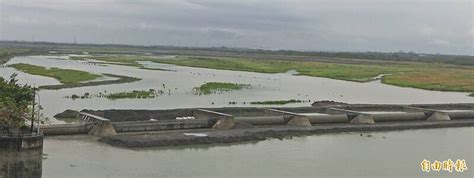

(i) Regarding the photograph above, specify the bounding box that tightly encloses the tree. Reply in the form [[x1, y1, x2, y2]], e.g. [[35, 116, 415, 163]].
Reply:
[[0, 74, 34, 135]]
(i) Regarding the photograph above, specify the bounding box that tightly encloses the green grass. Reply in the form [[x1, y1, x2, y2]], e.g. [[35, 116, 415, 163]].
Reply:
[[194, 82, 250, 95], [39, 74, 141, 90], [106, 89, 157, 99], [469, 93, 474, 97], [8, 63, 100, 84], [250, 99, 303, 105], [152, 56, 474, 92], [67, 55, 474, 93], [0, 48, 33, 64]]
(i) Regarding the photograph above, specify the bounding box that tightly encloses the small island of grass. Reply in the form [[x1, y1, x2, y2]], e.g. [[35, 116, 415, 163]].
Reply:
[[8, 63, 100, 84], [194, 82, 250, 95], [106, 89, 158, 99], [250, 99, 303, 105], [470, 93, 474, 97]]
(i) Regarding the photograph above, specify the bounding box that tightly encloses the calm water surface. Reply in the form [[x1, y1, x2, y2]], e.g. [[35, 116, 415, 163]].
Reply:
[[43, 127, 473, 177]]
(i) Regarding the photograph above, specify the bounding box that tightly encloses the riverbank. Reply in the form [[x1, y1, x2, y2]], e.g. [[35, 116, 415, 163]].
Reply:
[[99, 119, 474, 148]]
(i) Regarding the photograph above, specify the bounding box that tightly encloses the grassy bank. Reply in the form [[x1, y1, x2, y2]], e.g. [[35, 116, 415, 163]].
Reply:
[[106, 89, 158, 99], [39, 74, 141, 90], [250, 100, 303, 105], [194, 82, 250, 95], [8, 63, 100, 84], [0, 48, 33, 64]]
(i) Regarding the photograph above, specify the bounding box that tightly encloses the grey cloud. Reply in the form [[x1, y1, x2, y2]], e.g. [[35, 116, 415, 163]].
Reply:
[[0, 0, 472, 55]]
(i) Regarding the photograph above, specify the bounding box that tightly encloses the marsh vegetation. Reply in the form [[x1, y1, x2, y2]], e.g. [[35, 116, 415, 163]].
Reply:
[[67, 89, 161, 100], [68, 54, 474, 93], [194, 82, 250, 95], [106, 89, 159, 99]]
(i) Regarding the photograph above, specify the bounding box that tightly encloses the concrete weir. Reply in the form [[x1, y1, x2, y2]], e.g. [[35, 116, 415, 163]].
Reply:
[[42, 103, 474, 139]]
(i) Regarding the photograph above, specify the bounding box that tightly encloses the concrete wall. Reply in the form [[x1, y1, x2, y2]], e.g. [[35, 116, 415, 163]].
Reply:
[[372, 113, 426, 122], [0, 134, 43, 178], [113, 119, 211, 132], [448, 111, 474, 120], [40, 124, 88, 135]]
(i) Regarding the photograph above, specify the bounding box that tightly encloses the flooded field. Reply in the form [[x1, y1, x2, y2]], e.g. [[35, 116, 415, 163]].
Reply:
[[0, 55, 473, 121], [1, 55, 473, 177], [42, 127, 473, 177]]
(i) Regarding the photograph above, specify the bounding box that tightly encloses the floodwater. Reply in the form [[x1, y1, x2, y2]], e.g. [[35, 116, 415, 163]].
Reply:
[[43, 127, 473, 177], [0, 55, 473, 121], [1, 55, 473, 177]]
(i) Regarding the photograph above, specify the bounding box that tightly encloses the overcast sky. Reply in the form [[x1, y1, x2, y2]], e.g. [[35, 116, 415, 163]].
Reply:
[[0, 0, 472, 55]]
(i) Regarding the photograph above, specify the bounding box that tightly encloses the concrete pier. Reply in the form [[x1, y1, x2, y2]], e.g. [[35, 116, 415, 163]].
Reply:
[[0, 134, 43, 178], [193, 109, 235, 129]]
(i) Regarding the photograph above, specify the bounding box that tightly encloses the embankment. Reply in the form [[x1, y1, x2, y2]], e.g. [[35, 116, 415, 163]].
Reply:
[[99, 119, 474, 148]]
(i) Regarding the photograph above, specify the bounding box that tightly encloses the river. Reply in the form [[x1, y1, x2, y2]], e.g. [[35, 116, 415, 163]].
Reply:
[[42, 127, 473, 177], [1, 55, 472, 121], [1, 55, 473, 177]]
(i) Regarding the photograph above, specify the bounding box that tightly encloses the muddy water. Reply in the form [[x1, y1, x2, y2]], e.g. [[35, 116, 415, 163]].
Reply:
[[42, 127, 473, 177], [1, 55, 473, 177], [1, 55, 473, 121]]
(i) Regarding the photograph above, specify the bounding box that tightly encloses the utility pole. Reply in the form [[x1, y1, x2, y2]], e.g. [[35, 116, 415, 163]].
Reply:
[[30, 87, 36, 134]]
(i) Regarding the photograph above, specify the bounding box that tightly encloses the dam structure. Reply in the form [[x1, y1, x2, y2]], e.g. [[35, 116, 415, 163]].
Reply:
[[41, 103, 474, 147]]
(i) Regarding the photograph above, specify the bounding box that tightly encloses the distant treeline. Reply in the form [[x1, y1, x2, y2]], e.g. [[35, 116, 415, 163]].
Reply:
[[1, 40, 473, 66]]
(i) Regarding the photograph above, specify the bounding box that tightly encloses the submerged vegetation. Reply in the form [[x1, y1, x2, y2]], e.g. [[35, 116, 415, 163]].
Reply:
[[194, 82, 250, 95], [67, 89, 160, 100], [70, 55, 168, 71], [106, 89, 159, 99], [8, 63, 100, 84], [250, 100, 303, 105]]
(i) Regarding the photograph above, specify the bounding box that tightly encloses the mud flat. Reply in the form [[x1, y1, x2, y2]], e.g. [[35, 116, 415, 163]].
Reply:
[[99, 119, 474, 148]]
